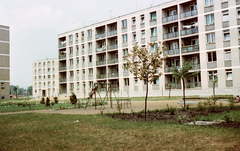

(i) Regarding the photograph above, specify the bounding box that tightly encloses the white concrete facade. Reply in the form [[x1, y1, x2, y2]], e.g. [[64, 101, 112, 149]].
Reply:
[[32, 58, 59, 97], [57, 0, 240, 98]]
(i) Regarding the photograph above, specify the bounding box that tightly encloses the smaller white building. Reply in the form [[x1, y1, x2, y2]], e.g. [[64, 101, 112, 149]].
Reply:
[[32, 58, 59, 97]]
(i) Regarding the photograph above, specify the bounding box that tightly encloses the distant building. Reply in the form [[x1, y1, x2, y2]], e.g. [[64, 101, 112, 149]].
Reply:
[[0, 25, 10, 99], [32, 58, 59, 97]]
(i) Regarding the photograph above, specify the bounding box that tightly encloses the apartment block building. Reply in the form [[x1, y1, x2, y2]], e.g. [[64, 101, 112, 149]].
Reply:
[[32, 58, 59, 97], [57, 0, 240, 98], [0, 25, 10, 99]]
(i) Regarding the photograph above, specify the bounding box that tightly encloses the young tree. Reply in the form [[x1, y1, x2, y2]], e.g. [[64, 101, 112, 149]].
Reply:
[[171, 62, 199, 109], [27, 86, 33, 96], [168, 82, 172, 98], [212, 78, 218, 98], [124, 42, 166, 121], [13, 85, 19, 98]]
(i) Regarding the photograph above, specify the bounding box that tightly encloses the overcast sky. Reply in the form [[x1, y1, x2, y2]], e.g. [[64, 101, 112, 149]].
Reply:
[[0, 0, 171, 88]]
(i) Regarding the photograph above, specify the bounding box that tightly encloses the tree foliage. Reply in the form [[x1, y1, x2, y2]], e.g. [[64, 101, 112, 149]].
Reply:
[[13, 85, 19, 98], [124, 42, 166, 121], [171, 62, 199, 108], [27, 86, 33, 96]]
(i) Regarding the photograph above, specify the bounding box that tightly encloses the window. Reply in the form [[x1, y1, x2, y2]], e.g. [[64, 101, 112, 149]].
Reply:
[[88, 43, 92, 50], [124, 78, 129, 86], [82, 69, 85, 75], [122, 34, 128, 42], [208, 71, 217, 80], [223, 30, 230, 41], [206, 14, 214, 25], [69, 35, 73, 41], [134, 78, 138, 86], [152, 43, 158, 52], [70, 59, 73, 65], [82, 57, 85, 64], [123, 64, 129, 71], [205, 0, 213, 6], [89, 81, 93, 88], [153, 77, 159, 84], [206, 33, 215, 43], [82, 44, 85, 50], [141, 30, 145, 38], [226, 69, 232, 80], [77, 70, 79, 77], [208, 51, 217, 62], [89, 68, 93, 75], [70, 71, 74, 77], [69, 47, 73, 54], [77, 58, 79, 64], [122, 19, 127, 28], [88, 29, 92, 37], [141, 15, 145, 23], [237, 8, 240, 18], [132, 17, 136, 25], [151, 27, 157, 37], [1, 83, 4, 89], [132, 32, 136, 40], [123, 49, 128, 56], [150, 12, 157, 20], [222, 10, 229, 22], [225, 49, 231, 60], [76, 33, 78, 39], [89, 55, 92, 62], [77, 82, 79, 89]]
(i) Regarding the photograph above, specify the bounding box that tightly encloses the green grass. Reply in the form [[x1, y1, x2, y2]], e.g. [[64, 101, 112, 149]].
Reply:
[[0, 113, 239, 150], [0, 97, 33, 103]]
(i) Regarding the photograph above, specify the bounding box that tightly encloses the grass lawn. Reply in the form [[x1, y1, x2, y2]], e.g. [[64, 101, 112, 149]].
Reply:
[[0, 113, 239, 150]]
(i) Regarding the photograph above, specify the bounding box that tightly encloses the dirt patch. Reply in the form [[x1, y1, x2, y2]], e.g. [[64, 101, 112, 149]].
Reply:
[[107, 106, 240, 129]]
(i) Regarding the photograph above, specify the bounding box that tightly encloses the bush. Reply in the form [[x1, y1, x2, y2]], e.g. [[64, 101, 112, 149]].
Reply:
[[70, 93, 77, 104], [46, 97, 50, 106], [51, 102, 54, 106], [54, 97, 58, 104], [40, 98, 45, 104]]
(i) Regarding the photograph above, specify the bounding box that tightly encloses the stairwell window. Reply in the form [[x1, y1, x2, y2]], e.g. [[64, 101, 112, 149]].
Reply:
[[205, 0, 213, 6], [206, 14, 214, 25], [206, 33, 215, 43], [208, 51, 217, 62], [122, 19, 127, 28], [223, 30, 230, 41], [150, 12, 157, 20], [151, 27, 157, 37]]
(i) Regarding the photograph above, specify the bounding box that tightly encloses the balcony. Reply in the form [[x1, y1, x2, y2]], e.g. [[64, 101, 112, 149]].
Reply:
[[107, 30, 117, 37], [181, 28, 198, 36], [107, 44, 118, 50], [97, 74, 106, 79], [164, 66, 180, 73], [108, 72, 119, 78], [59, 78, 66, 83], [181, 45, 199, 53], [110, 87, 119, 92], [164, 49, 179, 55], [191, 64, 200, 70], [69, 53, 73, 58], [180, 10, 197, 19], [185, 82, 201, 88], [162, 15, 178, 23], [59, 54, 66, 59], [165, 83, 181, 89], [69, 65, 73, 69], [69, 77, 74, 81], [163, 32, 178, 40], [60, 90, 67, 94], [59, 66, 66, 71], [108, 58, 118, 64], [96, 46, 106, 52], [96, 60, 106, 66], [59, 43, 66, 48], [96, 33, 105, 39]]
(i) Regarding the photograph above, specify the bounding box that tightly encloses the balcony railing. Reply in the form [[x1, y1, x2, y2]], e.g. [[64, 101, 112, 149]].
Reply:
[[69, 77, 74, 81], [108, 72, 119, 78], [76, 52, 79, 56], [97, 74, 106, 79], [165, 83, 181, 89], [107, 30, 117, 36], [59, 54, 66, 59], [185, 82, 201, 88], [96, 60, 106, 66], [69, 65, 73, 69], [108, 58, 118, 64], [69, 41, 73, 45], [96, 46, 106, 52], [180, 9, 197, 19], [59, 66, 66, 71], [59, 78, 66, 82], [96, 33, 105, 39], [191, 64, 200, 70], [81, 51, 84, 55], [181, 28, 198, 36], [181, 45, 199, 53], [59, 43, 66, 48], [162, 15, 178, 23], [60, 90, 67, 94], [163, 32, 179, 39], [164, 66, 180, 73], [69, 53, 73, 58], [164, 49, 179, 55], [107, 44, 118, 50]]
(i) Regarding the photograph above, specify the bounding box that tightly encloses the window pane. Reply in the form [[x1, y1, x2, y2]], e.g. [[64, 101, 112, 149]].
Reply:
[[227, 73, 232, 80], [206, 15, 210, 24], [213, 52, 217, 61], [207, 34, 210, 43], [211, 14, 214, 24], [208, 52, 212, 62], [212, 33, 215, 42]]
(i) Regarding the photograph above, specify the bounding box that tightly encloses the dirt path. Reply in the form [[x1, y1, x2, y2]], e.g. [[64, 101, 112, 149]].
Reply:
[[0, 100, 231, 115]]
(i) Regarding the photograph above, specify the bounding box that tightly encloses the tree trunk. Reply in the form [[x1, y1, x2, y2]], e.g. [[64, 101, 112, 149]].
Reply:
[[169, 86, 171, 98], [213, 82, 215, 98], [182, 79, 185, 109], [145, 77, 148, 121]]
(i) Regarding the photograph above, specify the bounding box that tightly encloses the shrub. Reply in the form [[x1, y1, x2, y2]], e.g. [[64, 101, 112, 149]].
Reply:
[[117, 103, 122, 113], [40, 98, 45, 104], [46, 97, 50, 106], [51, 102, 54, 106], [70, 93, 77, 104], [54, 97, 58, 104]]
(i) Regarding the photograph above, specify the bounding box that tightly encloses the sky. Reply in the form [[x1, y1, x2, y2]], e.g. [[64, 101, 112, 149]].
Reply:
[[0, 0, 171, 88]]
